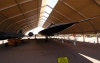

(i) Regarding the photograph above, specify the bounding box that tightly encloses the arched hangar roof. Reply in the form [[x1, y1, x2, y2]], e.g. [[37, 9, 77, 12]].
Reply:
[[0, 0, 100, 34], [0, 0, 42, 33], [43, 0, 100, 34]]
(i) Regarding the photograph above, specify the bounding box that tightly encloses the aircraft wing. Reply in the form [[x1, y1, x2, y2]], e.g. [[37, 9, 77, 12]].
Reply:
[[39, 22, 78, 36], [0, 29, 24, 40]]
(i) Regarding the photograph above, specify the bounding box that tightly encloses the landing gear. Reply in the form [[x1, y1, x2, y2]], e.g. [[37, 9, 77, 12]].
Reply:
[[14, 42, 18, 47], [35, 35, 37, 39], [45, 36, 48, 42], [5, 43, 8, 47]]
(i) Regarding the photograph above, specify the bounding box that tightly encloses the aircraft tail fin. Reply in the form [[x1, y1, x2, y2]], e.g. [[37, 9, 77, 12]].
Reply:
[[46, 23, 55, 28], [18, 29, 23, 34]]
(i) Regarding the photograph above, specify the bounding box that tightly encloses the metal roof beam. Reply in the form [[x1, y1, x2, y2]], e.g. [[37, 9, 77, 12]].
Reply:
[[59, 0, 97, 33], [5, 13, 46, 31], [0, 0, 33, 11]]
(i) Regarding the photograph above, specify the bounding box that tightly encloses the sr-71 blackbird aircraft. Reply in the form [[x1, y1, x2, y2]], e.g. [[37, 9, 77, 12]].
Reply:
[[0, 18, 93, 40], [38, 18, 93, 41], [0, 29, 24, 40], [39, 18, 93, 36], [0, 29, 25, 47]]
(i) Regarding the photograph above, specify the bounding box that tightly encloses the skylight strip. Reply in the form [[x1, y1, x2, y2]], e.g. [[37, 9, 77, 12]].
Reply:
[[38, 0, 58, 27]]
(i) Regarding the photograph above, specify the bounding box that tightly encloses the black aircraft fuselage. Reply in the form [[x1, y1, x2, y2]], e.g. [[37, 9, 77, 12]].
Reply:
[[39, 22, 78, 36], [0, 29, 24, 40], [39, 18, 93, 36], [0, 32, 24, 40]]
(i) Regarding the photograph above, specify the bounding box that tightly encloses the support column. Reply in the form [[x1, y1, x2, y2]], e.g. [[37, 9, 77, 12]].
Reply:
[[96, 33, 99, 44], [35, 35, 37, 39], [83, 33, 85, 42], [73, 34, 76, 45], [68, 34, 70, 40], [2, 40, 4, 44], [64, 35, 66, 40]]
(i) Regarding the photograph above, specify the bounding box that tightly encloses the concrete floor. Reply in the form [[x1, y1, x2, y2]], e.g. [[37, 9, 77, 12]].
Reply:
[[0, 39, 100, 63]]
